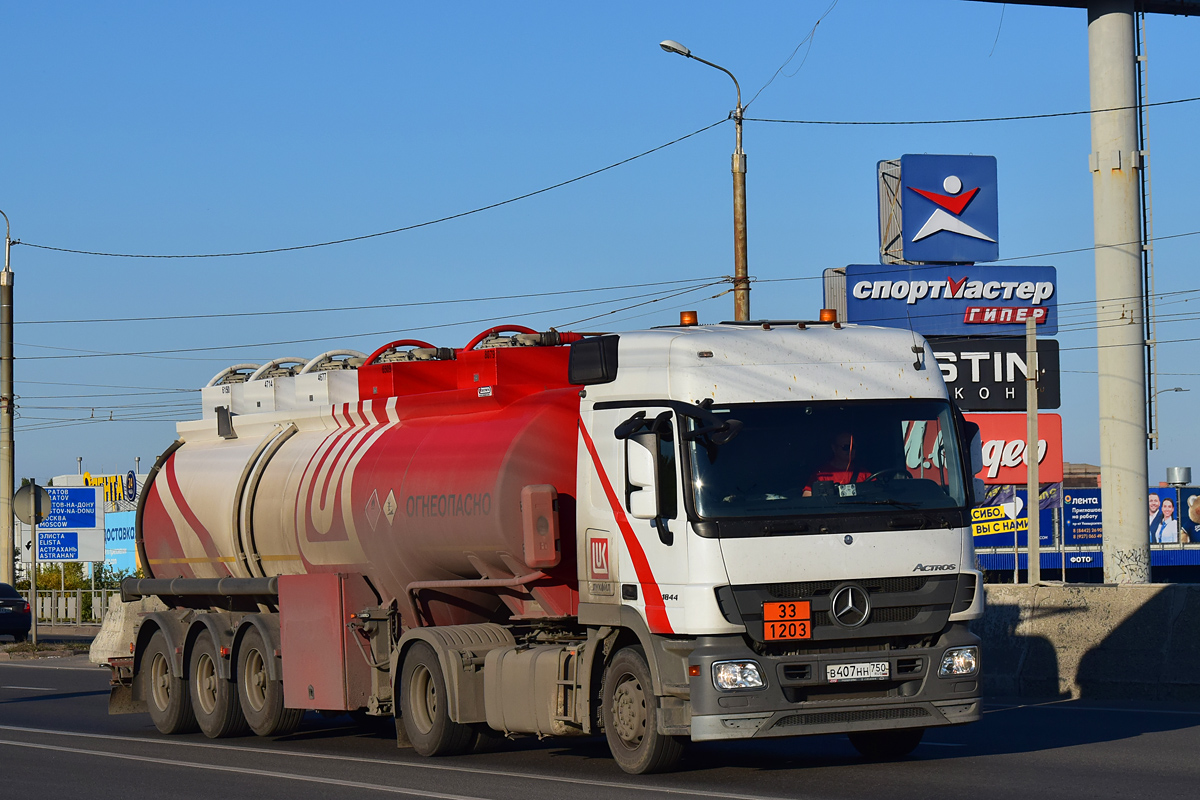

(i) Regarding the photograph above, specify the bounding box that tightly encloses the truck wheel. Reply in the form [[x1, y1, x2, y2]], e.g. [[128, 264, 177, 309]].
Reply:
[[601, 646, 685, 775], [848, 727, 925, 760], [237, 627, 302, 737], [400, 642, 473, 756], [189, 630, 249, 738], [144, 630, 199, 734]]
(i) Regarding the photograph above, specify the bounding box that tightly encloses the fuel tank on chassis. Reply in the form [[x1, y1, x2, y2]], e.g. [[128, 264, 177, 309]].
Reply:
[[139, 387, 581, 627]]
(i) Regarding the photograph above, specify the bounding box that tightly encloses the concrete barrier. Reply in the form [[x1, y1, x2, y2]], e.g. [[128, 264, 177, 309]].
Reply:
[[973, 584, 1200, 701]]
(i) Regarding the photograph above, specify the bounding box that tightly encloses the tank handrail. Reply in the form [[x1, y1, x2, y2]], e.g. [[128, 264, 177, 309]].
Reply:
[[461, 325, 538, 352], [247, 357, 310, 383], [205, 364, 262, 387], [121, 576, 278, 602], [299, 349, 367, 374], [362, 339, 438, 366]]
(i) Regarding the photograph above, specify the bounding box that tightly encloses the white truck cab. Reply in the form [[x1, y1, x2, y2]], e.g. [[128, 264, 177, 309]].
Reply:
[[571, 320, 983, 754]]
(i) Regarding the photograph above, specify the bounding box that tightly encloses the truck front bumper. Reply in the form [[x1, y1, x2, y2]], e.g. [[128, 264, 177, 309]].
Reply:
[[686, 623, 981, 741]]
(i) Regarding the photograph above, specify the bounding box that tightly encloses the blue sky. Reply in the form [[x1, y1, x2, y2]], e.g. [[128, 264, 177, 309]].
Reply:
[[2, 1, 1197, 482]]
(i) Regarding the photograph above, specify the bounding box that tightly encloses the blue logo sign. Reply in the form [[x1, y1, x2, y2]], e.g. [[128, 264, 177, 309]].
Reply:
[[124, 471, 137, 503], [844, 264, 1057, 336], [900, 154, 999, 264]]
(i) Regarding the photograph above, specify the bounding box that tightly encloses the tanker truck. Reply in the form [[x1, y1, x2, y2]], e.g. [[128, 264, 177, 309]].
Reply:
[[94, 315, 984, 774]]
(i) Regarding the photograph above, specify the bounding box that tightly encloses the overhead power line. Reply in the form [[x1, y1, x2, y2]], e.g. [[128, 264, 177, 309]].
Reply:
[[744, 94, 1200, 126], [18, 276, 727, 326], [13, 119, 727, 260]]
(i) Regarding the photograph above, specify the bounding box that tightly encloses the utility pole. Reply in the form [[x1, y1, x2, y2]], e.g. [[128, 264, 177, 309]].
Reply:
[[1088, 1, 1149, 583], [1026, 317, 1041, 585], [0, 210, 13, 587]]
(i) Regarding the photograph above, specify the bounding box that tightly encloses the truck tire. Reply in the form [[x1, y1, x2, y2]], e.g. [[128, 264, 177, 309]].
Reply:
[[144, 630, 199, 734], [400, 642, 474, 757], [601, 646, 685, 775], [237, 627, 302, 737], [848, 727, 925, 760], [189, 630, 249, 738]]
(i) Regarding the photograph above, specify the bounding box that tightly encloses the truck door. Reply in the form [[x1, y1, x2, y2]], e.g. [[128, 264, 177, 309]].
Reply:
[[582, 406, 688, 634]]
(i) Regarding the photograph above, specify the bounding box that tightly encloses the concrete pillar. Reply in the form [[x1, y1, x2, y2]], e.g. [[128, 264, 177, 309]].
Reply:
[[1088, 1, 1149, 583]]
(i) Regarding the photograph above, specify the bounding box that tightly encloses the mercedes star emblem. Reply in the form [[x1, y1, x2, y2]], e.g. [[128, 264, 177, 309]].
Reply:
[[830, 583, 870, 628]]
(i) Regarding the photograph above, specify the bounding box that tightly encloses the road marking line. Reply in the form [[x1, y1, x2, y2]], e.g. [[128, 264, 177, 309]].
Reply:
[[0, 662, 104, 672], [0, 686, 55, 691], [0, 724, 793, 800], [0, 739, 481, 799], [985, 701, 1200, 717]]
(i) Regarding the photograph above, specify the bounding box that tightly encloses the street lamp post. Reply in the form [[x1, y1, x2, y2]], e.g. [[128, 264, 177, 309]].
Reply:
[[0, 210, 12, 588], [660, 40, 750, 321]]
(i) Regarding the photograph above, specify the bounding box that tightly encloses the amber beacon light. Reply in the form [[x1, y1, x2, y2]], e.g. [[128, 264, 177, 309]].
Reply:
[[679, 311, 699, 327], [819, 308, 838, 323]]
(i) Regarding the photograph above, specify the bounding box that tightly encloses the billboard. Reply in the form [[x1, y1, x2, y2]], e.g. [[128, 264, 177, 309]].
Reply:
[[844, 264, 1058, 336], [1180, 488, 1200, 545], [971, 484, 1056, 547], [104, 510, 138, 574], [966, 412, 1063, 485], [930, 337, 1060, 411], [1148, 487, 1183, 544], [1063, 489, 1103, 546], [897, 154, 999, 264]]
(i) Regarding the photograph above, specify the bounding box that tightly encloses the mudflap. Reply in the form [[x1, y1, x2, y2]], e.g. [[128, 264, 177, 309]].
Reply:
[[107, 657, 146, 715]]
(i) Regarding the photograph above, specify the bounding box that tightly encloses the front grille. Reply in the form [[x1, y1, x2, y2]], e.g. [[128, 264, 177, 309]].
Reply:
[[768, 576, 927, 599], [773, 706, 930, 728], [871, 606, 921, 624]]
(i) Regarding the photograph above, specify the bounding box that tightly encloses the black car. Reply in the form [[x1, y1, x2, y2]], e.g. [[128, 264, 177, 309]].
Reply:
[[0, 582, 31, 642]]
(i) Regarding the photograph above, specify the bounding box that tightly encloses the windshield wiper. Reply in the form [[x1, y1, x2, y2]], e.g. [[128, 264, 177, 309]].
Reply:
[[844, 498, 921, 509]]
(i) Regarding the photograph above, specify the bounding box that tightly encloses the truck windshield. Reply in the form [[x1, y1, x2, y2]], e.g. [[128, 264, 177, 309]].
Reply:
[[686, 400, 967, 519]]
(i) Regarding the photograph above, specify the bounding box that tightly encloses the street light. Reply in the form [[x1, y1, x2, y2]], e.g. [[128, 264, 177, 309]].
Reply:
[[660, 40, 750, 321], [1156, 386, 1190, 397], [0, 209, 11, 587]]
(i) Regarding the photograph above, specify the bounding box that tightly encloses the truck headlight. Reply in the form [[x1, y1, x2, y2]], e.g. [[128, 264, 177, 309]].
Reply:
[[712, 660, 765, 690], [939, 646, 979, 677]]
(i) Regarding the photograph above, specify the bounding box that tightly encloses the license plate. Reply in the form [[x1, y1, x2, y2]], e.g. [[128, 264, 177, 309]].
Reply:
[[0, 607, 11, 613], [762, 600, 811, 641], [826, 661, 890, 683]]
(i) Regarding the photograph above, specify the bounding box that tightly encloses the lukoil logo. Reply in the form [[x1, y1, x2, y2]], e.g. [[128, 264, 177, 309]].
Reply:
[[909, 174, 995, 244]]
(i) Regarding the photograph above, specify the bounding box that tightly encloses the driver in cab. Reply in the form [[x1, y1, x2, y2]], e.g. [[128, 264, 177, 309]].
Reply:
[[803, 432, 870, 497]]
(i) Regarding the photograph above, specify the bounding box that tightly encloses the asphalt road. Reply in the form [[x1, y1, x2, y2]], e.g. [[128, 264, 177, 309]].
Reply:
[[2, 656, 1199, 800]]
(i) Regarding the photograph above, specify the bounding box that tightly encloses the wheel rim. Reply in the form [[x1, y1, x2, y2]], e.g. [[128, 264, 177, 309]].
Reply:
[[195, 652, 218, 715], [244, 647, 268, 713], [407, 663, 436, 735], [611, 671, 646, 749], [150, 651, 171, 712]]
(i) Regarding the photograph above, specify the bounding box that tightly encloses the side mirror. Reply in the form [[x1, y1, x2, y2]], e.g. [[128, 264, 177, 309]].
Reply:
[[626, 433, 659, 520]]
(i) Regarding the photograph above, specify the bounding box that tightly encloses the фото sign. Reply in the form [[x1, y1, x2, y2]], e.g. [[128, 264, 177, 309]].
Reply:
[[965, 412, 1063, 484], [930, 337, 1060, 410], [843, 264, 1058, 336], [898, 154, 999, 264]]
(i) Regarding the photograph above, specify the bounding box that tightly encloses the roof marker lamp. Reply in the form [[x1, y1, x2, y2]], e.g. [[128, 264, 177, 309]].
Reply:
[[939, 646, 979, 677], [680, 310, 698, 327], [819, 308, 837, 323], [712, 660, 765, 690]]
